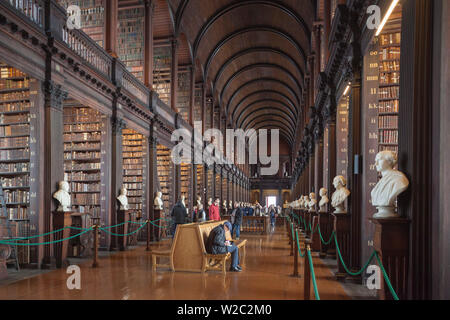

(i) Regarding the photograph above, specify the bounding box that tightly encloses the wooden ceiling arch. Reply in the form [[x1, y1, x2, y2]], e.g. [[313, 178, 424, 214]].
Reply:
[[244, 117, 295, 139], [237, 103, 296, 129], [240, 112, 295, 140], [246, 121, 294, 147]]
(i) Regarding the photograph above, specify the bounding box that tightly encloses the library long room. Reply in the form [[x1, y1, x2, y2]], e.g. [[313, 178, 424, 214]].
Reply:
[[0, 0, 448, 305]]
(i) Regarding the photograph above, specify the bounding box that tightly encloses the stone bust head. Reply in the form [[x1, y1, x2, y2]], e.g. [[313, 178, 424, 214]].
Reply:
[[117, 186, 129, 210], [154, 191, 163, 210], [53, 180, 71, 212], [319, 188, 329, 212], [331, 176, 350, 213], [371, 151, 409, 218]]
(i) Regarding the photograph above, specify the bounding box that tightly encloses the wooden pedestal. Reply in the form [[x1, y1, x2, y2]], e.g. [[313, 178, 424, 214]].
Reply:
[[53, 211, 75, 268], [304, 211, 312, 239], [116, 210, 130, 251], [318, 212, 332, 258], [333, 212, 351, 280], [151, 209, 161, 242], [127, 212, 138, 246], [370, 218, 410, 300], [310, 212, 321, 252]]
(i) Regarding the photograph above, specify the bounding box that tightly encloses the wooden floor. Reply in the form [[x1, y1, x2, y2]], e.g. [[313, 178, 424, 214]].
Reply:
[[0, 226, 350, 300]]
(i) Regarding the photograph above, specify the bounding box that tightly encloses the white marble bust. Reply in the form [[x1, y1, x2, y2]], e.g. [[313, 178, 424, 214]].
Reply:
[[319, 188, 329, 213], [196, 196, 202, 207], [298, 197, 304, 209], [229, 200, 233, 209], [181, 195, 186, 207], [117, 186, 129, 210], [154, 191, 163, 210], [371, 151, 409, 218], [308, 193, 317, 212], [53, 180, 71, 212], [303, 196, 310, 209], [331, 176, 351, 214]]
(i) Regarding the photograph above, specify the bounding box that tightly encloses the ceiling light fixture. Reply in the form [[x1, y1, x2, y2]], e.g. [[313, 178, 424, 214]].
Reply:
[[375, 0, 400, 36]]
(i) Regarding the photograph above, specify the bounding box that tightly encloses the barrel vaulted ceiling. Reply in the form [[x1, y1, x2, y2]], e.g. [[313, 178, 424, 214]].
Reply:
[[164, 0, 316, 148]]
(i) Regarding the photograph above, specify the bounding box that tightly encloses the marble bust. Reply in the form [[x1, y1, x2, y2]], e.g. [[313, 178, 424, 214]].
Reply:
[[117, 186, 129, 210], [298, 197, 304, 209], [319, 188, 329, 213], [181, 195, 186, 207], [331, 176, 351, 214], [229, 200, 233, 209], [303, 196, 310, 209], [371, 151, 409, 218], [53, 180, 71, 212], [154, 191, 163, 210], [223, 200, 227, 211], [196, 196, 202, 207], [308, 193, 317, 212]]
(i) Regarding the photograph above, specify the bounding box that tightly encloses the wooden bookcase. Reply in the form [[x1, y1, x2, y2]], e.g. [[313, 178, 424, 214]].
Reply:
[[336, 96, 349, 180], [118, 7, 145, 82], [215, 172, 221, 199], [177, 68, 190, 123], [194, 86, 202, 123], [156, 144, 173, 236], [180, 162, 191, 209], [153, 45, 171, 106], [0, 63, 38, 266], [58, 0, 105, 48], [222, 175, 228, 202], [122, 128, 146, 219], [206, 168, 213, 201], [196, 164, 203, 202]]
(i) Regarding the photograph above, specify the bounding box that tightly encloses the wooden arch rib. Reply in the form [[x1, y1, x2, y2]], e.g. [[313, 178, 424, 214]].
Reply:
[[246, 122, 294, 147], [225, 78, 301, 115], [212, 47, 305, 92], [203, 26, 307, 81], [218, 63, 302, 106], [188, 0, 311, 57], [244, 117, 295, 140], [230, 90, 298, 121], [237, 104, 296, 130]]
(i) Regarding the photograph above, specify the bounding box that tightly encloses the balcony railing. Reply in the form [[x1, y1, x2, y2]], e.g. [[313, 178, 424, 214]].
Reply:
[[6, 0, 44, 27], [62, 25, 113, 79]]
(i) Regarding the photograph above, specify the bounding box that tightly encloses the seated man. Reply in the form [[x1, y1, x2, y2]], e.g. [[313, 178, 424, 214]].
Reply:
[[205, 221, 242, 272]]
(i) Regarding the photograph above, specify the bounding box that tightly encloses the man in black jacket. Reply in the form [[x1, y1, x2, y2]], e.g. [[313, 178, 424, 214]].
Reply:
[[231, 202, 243, 240], [170, 198, 187, 237], [205, 221, 242, 272]]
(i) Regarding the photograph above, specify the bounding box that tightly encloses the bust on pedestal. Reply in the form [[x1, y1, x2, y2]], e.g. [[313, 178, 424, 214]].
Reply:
[[116, 186, 130, 251], [308, 193, 317, 212], [371, 151, 409, 219], [319, 188, 329, 213], [331, 176, 350, 214], [52, 181, 75, 268], [330, 176, 351, 280], [196, 196, 202, 208], [152, 192, 163, 242]]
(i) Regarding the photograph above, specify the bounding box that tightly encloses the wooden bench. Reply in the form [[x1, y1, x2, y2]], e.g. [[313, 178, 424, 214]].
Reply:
[[150, 220, 247, 274]]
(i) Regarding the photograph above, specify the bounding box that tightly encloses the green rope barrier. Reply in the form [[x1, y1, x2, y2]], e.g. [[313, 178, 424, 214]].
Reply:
[[100, 222, 147, 237], [334, 234, 377, 276], [1, 225, 90, 242], [307, 248, 321, 300], [375, 252, 400, 301], [295, 229, 305, 258], [317, 227, 335, 246], [0, 228, 93, 246]]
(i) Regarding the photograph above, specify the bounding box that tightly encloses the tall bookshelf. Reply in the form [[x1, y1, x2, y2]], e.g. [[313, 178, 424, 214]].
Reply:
[[156, 144, 173, 217], [206, 168, 213, 201], [0, 63, 36, 266], [196, 164, 203, 202], [180, 163, 191, 209], [177, 69, 190, 123], [194, 86, 202, 124], [336, 96, 349, 180], [118, 7, 145, 82], [215, 172, 221, 200], [122, 128, 146, 219], [58, 0, 105, 48], [222, 176, 228, 203], [63, 106, 103, 221], [378, 32, 400, 155], [153, 45, 172, 106]]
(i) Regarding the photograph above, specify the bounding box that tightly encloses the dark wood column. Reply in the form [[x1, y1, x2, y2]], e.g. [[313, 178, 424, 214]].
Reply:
[[170, 38, 179, 112], [398, 0, 434, 300], [104, 0, 118, 57], [42, 81, 67, 268], [144, 0, 155, 89], [323, 0, 331, 61], [109, 115, 125, 251], [315, 138, 324, 195], [347, 29, 363, 273], [189, 65, 195, 126], [148, 120, 158, 241]]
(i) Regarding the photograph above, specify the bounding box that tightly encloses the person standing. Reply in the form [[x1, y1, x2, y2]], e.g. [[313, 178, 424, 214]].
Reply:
[[231, 202, 243, 240], [170, 197, 188, 236], [269, 204, 276, 227], [197, 204, 206, 222], [209, 198, 221, 221]]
